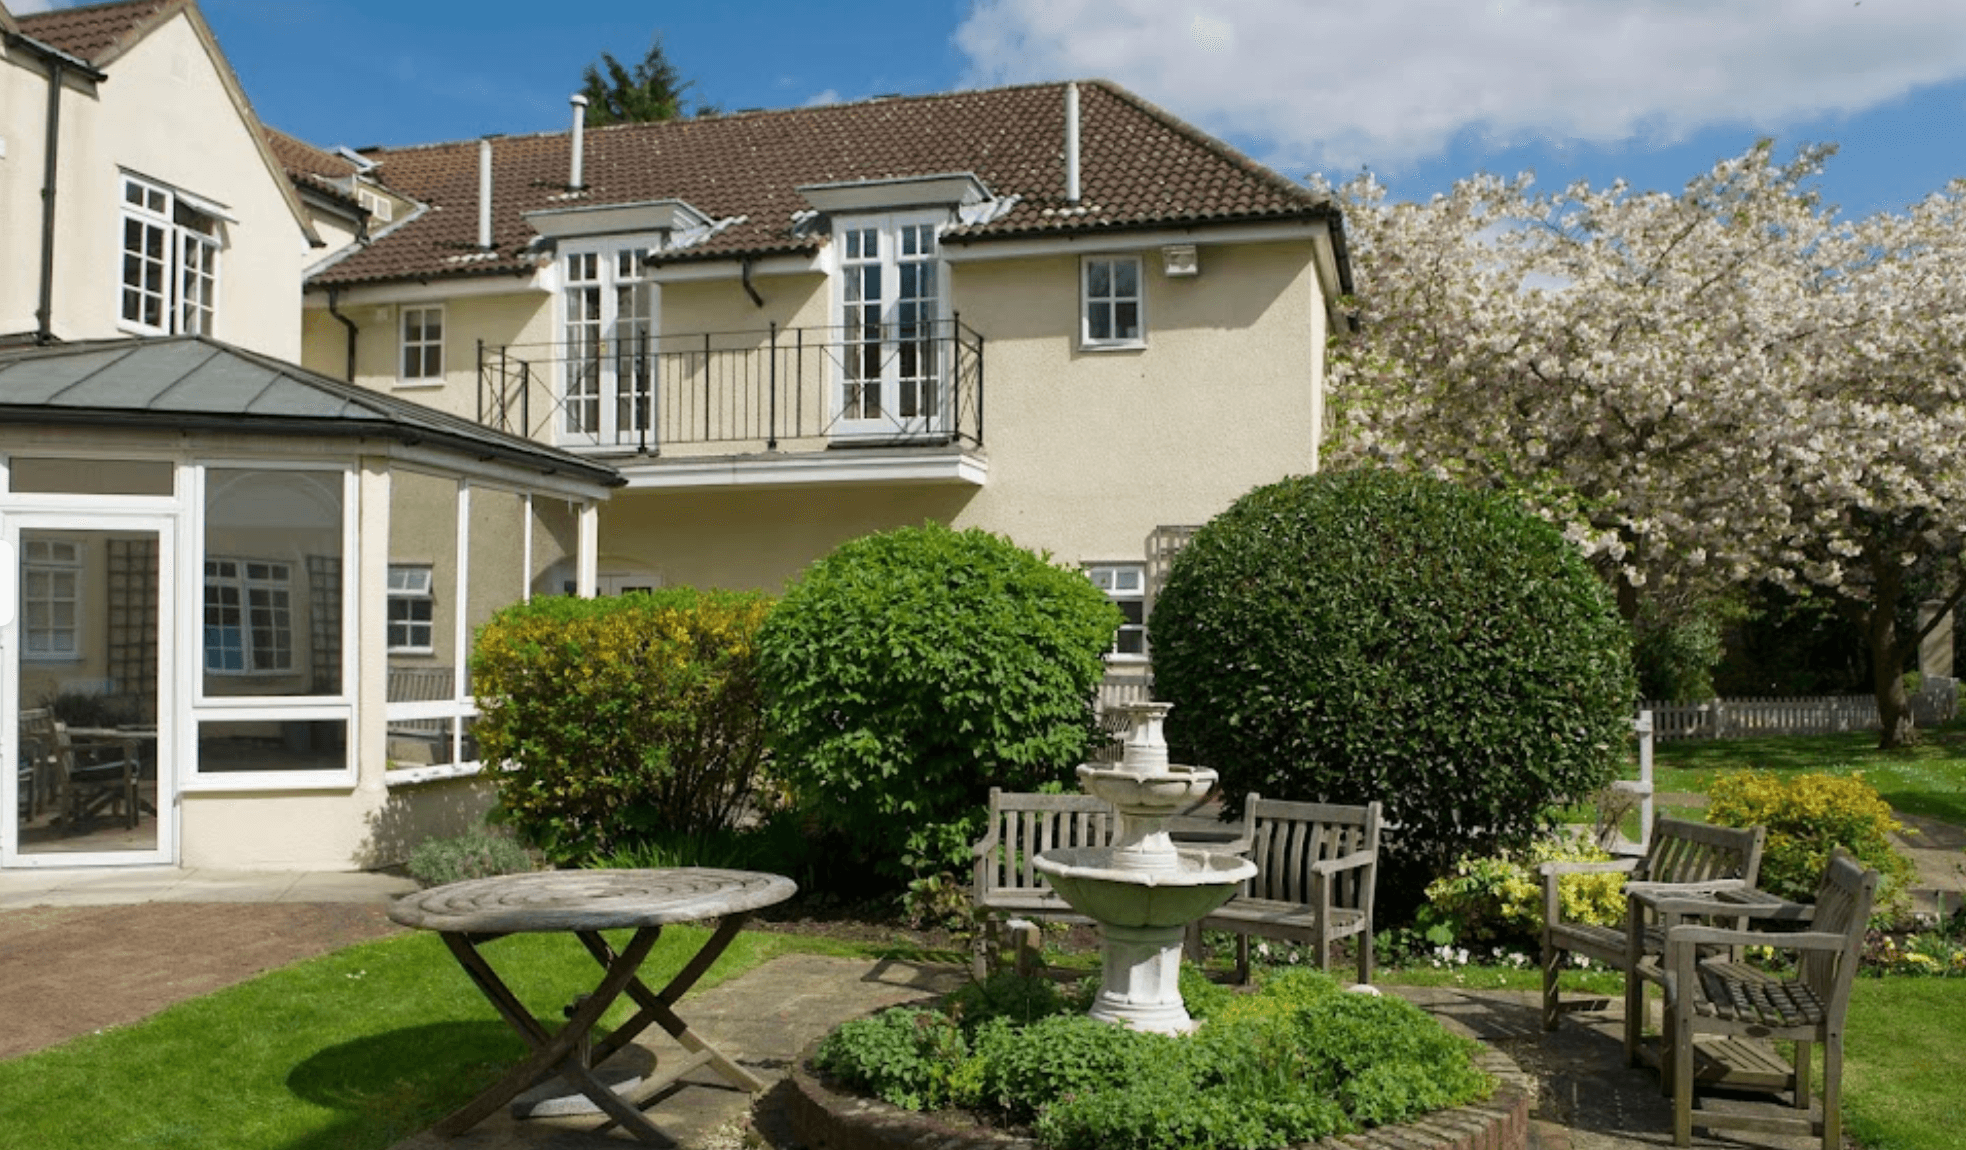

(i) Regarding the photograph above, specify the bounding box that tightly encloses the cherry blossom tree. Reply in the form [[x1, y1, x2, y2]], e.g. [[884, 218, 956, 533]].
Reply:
[[1324, 143, 1966, 746]]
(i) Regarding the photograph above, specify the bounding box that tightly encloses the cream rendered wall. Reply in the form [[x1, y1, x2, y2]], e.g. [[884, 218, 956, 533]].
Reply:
[[180, 779, 497, 869], [302, 288, 551, 424], [597, 238, 1323, 593], [38, 12, 307, 356], [0, 43, 62, 335], [944, 240, 1323, 565]]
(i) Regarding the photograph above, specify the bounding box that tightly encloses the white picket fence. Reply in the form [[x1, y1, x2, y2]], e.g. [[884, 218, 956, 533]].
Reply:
[[1643, 679, 1958, 740]]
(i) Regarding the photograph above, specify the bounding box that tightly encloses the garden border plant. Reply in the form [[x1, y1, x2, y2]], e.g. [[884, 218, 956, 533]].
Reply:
[[794, 968, 1527, 1150], [1150, 469, 1636, 917], [757, 523, 1120, 896]]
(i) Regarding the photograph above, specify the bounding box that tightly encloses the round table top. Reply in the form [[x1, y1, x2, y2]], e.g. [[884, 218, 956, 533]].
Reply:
[[387, 867, 797, 934]]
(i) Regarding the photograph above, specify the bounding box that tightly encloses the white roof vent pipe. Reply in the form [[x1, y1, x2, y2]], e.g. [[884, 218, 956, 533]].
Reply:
[[1064, 82, 1081, 205], [478, 136, 494, 250], [570, 94, 588, 191]]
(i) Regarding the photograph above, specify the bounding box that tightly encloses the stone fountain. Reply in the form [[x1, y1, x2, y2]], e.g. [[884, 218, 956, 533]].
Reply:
[[1033, 702, 1255, 1034]]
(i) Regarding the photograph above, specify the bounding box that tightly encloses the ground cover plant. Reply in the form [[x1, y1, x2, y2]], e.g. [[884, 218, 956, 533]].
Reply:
[[0, 924, 865, 1150], [1151, 469, 1635, 916], [812, 968, 1490, 1150]]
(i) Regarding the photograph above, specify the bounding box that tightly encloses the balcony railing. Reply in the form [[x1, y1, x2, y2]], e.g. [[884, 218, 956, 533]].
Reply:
[[476, 319, 984, 455]]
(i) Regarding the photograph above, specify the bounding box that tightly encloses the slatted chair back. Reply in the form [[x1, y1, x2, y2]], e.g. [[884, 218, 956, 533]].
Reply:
[[1637, 817, 1765, 886], [1244, 795, 1381, 916], [975, 789, 1113, 896], [1799, 849, 1876, 1006]]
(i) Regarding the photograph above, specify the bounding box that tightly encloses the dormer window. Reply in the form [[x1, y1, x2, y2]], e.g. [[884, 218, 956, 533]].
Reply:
[[120, 174, 226, 336]]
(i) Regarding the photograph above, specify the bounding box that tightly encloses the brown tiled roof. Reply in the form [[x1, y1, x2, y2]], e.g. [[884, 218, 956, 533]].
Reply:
[[15, 0, 173, 64], [264, 127, 367, 208], [311, 80, 1337, 289]]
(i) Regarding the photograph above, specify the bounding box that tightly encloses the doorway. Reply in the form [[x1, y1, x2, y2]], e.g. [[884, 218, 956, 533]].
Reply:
[[4, 514, 174, 866]]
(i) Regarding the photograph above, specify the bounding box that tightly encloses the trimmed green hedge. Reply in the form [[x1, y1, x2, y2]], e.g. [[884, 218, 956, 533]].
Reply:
[[1150, 470, 1635, 912], [757, 523, 1120, 886], [471, 588, 773, 863]]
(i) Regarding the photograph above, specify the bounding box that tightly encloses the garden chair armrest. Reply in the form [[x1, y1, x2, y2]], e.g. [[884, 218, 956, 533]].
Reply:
[[1624, 877, 1749, 899], [1309, 849, 1376, 877], [969, 829, 1002, 858], [1664, 925, 1850, 956], [1539, 858, 1640, 881]]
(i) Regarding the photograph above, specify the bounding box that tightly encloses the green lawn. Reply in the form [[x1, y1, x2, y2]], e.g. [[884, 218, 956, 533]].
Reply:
[[1840, 977, 1966, 1150], [0, 925, 883, 1150], [1642, 727, 1966, 826]]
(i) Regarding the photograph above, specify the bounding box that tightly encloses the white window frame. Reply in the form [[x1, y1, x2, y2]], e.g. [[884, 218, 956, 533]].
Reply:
[[118, 173, 224, 337], [1086, 562, 1149, 661], [21, 537, 83, 662], [1080, 255, 1145, 351], [399, 305, 444, 385], [202, 557, 295, 676], [831, 210, 949, 437], [557, 241, 659, 448], [387, 564, 436, 653]]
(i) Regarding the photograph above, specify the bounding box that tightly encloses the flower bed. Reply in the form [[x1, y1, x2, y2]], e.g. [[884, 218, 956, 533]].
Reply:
[[788, 970, 1533, 1150]]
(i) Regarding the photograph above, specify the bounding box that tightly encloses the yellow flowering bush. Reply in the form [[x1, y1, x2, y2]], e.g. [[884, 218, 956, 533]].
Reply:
[[1421, 835, 1628, 946], [473, 588, 774, 862], [1705, 770, 1914, 915]]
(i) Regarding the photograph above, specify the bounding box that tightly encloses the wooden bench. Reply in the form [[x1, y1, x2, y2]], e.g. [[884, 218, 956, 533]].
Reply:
[[1195, 795, 1382, 985], [968, 788, 1241, 978], [970, 789, 1112, 978], [1539, 816, 1766, 1058]]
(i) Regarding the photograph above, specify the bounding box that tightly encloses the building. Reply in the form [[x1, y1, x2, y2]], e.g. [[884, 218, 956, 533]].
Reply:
[[296, 80, 1352, 640], [1, 0, 616, 872], [2, 0, 1350, 872]]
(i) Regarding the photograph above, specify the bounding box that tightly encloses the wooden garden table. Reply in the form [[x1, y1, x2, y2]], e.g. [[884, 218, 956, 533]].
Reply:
[[387, 867, 797, 1143]]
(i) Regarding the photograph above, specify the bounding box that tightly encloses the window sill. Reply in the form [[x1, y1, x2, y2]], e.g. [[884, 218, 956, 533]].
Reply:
[[384, 761, 487, 788], [393, 380, 446, 391], [1079, 340, 1147, 354]]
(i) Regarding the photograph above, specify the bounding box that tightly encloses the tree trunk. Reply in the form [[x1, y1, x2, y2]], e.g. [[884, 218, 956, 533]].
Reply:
[[1867, 554, 1916, 749]]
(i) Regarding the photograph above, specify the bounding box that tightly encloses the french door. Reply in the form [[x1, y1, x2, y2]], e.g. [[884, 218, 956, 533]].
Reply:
[[562, 247, 658, 448], [837, 213, 946, 438], [3, 512, 175, 867]]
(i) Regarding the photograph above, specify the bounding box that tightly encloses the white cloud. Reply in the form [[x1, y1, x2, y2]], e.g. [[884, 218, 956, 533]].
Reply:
[[955, 0, 1966, 176]]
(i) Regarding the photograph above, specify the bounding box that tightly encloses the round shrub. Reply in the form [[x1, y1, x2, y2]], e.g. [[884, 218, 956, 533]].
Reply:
[[757, 523, 1120, 885], [1421, 836, 1628, 948], [471, 587, 773, 863], [1706, 770, 1915, 916], [1150, 470, 1635, 913]]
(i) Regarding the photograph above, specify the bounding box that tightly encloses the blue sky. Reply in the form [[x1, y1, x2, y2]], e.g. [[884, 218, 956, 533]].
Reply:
[[22, 0, 1966, 219]]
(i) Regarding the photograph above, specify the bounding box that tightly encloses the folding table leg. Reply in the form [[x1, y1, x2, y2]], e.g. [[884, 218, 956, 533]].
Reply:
[[582, 914, 766, 1092], [434, 926, 672, 1144]]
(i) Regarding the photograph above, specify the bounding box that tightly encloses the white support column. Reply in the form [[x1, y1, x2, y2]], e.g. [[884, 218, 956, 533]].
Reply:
[[454, 481, 473, 765], [356, 459, 392, 794], [576, 502, 599, 597]]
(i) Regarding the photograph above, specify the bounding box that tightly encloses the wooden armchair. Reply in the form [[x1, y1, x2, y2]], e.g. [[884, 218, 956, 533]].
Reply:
[[1661, 850, 1877, 1150], [970, 789, 1115, 978], [25, 712, 140, 832], [1540, 816, 1765, 1059]]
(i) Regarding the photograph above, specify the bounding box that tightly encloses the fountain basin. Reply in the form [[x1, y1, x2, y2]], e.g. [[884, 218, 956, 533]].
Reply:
[[1033, 847, 1255, 928], [1076, 763, 1218, 813]]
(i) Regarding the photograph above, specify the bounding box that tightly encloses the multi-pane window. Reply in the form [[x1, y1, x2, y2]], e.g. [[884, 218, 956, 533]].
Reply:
[[121, 174, 222, 335], [560, 246, 656, 445], [204, 558, 293, 674], [1082, 256, 1143, 348], [22, 538, 82, 660], [838, 215, 943, 430], [387, 565, 435, 652], [1087, 564, 1148, 658], [400, 306, 443, 381]]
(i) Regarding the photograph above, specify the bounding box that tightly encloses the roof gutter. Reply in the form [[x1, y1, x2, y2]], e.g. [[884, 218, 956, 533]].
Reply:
[[4, 32, 104, 345]]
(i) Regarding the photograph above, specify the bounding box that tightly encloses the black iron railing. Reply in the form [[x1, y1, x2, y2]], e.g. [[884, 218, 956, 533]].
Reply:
[[477, 319, 984, 455]]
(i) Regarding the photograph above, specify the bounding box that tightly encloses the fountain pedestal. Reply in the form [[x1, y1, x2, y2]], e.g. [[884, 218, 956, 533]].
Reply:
[[1033, 702, 1254, 1034]]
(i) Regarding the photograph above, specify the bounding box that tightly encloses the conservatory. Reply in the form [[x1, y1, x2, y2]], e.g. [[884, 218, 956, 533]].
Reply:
[[0, 337, 620, 871]]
